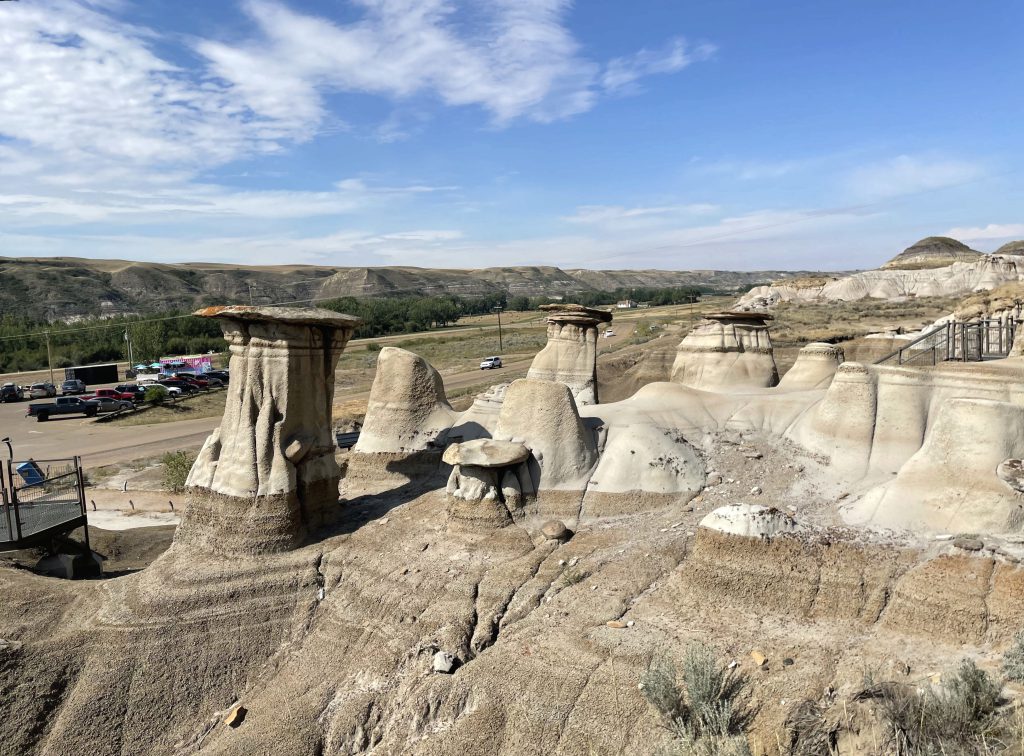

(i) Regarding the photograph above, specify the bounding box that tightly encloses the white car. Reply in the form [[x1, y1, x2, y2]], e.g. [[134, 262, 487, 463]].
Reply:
[[603, 329, 615, 338], [479, 356, 503, 370]]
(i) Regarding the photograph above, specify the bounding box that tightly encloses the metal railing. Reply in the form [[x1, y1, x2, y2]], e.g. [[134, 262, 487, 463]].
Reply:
[[0, 457, 88, 549], [875, 318, 1018, 367]]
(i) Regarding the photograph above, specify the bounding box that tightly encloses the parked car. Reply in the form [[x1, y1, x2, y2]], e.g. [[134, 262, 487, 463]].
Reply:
[[479, 356, 503, 370], [175, 371, 223, 388], [90, 396, 134, 413], [115, 384, 150, 401], [26, 396, 99, 421], [61, 379, 88, 395], [158, 379, 197, 395], [0, 383, 24, 402], [89, 388, 137, 403], [28, 382, 57, 399], [206, 370, 230, 385], [172, 373, 215, 390]]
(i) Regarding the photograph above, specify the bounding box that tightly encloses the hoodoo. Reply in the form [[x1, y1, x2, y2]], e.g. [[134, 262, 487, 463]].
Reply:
[[671, 310, 779, 390], [526, 303, 613, 405], [179, 305, 360, 554]]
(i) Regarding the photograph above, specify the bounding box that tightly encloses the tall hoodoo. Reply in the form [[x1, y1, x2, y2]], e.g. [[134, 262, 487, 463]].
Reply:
[[671, 310, 779, 390], [527, 303, 613, 405], [179, 305, 361, 555]]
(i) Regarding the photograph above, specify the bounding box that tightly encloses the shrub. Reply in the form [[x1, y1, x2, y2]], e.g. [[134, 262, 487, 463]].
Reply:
[[1002, 632, 1024, 683], [144, 385, 168, 405], [641, 644, 752, 756], [161, 450, 196, 493], [865, 658, 1007, 754]]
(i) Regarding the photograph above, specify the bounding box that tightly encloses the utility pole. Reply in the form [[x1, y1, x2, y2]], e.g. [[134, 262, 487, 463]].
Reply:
[[492, 307, 504, 352], [247, 283, 256, 306], [44, 330, 54, 385]]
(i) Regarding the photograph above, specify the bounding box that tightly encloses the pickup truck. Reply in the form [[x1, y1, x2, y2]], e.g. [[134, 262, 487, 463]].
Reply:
[[26, 396, 100, 422]]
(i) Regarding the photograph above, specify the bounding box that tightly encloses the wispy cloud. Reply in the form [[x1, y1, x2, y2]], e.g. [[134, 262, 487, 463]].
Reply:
[[561, 203, 719, 227], [844, 154, 986, 201], [602, 37, 715, 95], [944, 223, 1024, 242]]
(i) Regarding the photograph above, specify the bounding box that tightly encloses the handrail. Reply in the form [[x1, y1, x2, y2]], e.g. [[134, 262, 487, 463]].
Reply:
[[874, 322, 951, 366]]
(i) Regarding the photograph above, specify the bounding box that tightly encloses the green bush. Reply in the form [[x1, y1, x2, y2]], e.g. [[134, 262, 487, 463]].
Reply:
[[161, 450, 196, 493], [144, 385, 168, 405], [641, 643, 752, 756]]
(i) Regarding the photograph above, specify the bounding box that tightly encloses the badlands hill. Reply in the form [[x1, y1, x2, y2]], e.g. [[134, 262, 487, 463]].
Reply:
[[0, 256, 816, 322], [880, 236, 983, 270]]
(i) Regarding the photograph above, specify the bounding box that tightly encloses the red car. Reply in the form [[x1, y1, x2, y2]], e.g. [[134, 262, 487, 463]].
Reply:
[[87, 388, 137, 402]]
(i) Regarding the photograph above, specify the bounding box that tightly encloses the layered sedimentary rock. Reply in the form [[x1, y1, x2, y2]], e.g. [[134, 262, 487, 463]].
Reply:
[[700, 503, 798, 538], [526, 304, 612, 405], [179, 306, 360, 554], [739, 254, 1024, 309], [777, 342, 844, 390], [355, 347, 457, 454], [449, 383, 508, 442], [671, 311, 778, 390]]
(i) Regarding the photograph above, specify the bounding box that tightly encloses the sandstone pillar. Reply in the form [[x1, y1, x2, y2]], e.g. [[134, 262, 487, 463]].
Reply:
[[671, 311, 778, 390], [178, 305, 360, 554], [526, 304, 612, 405]]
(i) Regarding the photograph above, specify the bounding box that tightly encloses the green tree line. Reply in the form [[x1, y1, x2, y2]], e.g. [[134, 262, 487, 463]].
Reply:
[[0, 286, 710, 373]]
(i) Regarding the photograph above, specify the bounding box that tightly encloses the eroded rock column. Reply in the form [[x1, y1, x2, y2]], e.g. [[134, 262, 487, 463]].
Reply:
[[671, 310, 779, 390], [178, 305, 360, 555], [527, 304, 613, 405]]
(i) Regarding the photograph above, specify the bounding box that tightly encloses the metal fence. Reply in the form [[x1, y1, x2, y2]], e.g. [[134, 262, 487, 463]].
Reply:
[[0, 457, 88, 549], [875, 319, 1018, 367]]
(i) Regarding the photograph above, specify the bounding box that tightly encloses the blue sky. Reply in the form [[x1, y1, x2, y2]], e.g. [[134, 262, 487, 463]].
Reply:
[[0, 0, 1021, 270]]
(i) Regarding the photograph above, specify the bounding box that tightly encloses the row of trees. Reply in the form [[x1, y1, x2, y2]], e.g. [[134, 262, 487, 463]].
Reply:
[[0, 286, 711, 373]]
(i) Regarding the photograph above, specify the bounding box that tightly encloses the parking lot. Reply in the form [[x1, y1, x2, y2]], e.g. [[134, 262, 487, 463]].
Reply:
[[0, 384, 220, 468]]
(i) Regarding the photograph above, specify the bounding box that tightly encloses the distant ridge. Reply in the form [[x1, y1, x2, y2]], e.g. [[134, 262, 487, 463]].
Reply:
[[994, 240, 1024, 256], [0, 256, 830, 322], [880, 236, 982, 270]]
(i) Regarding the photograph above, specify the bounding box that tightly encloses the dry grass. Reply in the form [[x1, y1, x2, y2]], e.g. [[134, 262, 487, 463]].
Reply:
[[770, 296, 960, 345]]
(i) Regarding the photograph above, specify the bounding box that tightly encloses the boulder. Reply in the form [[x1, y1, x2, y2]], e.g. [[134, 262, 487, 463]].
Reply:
[[354, 347, 457, 454], [493, 379, 598, 490], [699, 503, 797, 538]]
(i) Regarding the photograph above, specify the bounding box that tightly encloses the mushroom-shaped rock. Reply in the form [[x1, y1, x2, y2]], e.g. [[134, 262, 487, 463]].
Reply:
[[527, 304, 612, 406], [180, 305, 361, 554], [699, 503, 797, 538], [777, 342, 845, 390], [442, 439, 530, 467], [355, 347, 457, 453], [671, 311, 778, 391]]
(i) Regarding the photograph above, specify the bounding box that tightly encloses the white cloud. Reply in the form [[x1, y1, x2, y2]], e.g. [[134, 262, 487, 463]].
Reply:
[[602, 37, 715, 94], [197, 0, 706, 129], [944, 223, 1024, 242], [561, 203, 719, 227], [0, 177, 457, 225], [845, 154, 986, 201]]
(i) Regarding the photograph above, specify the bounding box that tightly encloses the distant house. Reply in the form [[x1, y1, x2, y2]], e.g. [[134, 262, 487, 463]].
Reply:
[[616, 300, 638, 309]]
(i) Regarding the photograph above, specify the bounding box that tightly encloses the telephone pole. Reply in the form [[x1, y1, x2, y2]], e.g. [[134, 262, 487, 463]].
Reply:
[[492, 307, 504, 352], [44, 331, 54, 385]]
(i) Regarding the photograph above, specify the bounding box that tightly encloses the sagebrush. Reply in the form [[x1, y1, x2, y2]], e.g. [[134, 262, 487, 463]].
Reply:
[[641, 643, 752, 756], [162, 450, 196, 493]]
